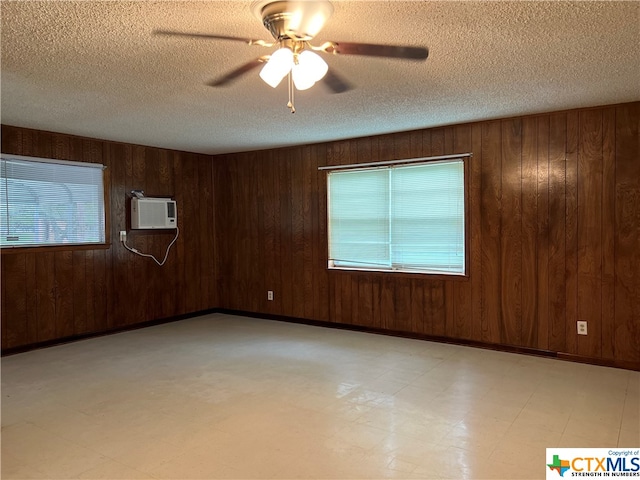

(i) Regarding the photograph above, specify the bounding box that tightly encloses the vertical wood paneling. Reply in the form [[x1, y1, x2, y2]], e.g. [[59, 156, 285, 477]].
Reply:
[[356, 275, 372, 327], [109, 142, 129, 328], [83, 250, 96, 334], [35, 252, 56, 342], [614, 103, 640, 363], [201, 155, 217, 309], [72, 250, 87, 334], [565, 111, 579, 355], [394, 131, 412, 160], [500, 118, 523, 346], [250, 153, 265, 313], [470, 124, 483, 342], [33, 131, 53, 159], [577, 109, 603, 358], [2, 255, 27, 347], [183, 154, 201, 313], [351, 275, 359, 326], [1, 259, 6, 348], [263, 150, 280, 314], [317, 143, 330, 322], [536, 117, 550, 351], [410, 278, 425, 334], [381, 276, 395, 330], [311, 145, 323, 321], [480, 121, 502, 345], [394, 278, 412, 332], [521, 117, 538, 348], [279, 151, 293, 316], [601, 108, 616, 360], [548, 113, 567, 353], [378, 134, 395, 162], [25, 253, 38, 342], [93, 248, 108, 332], [290, 149, 305, 318], [301, 146, 314, 320], [54, 251, 74, 338], [371, 276, 382, 330], [173, 152, 188, 313], [340, 273, 353, 324], [428, 283, 446, 336]]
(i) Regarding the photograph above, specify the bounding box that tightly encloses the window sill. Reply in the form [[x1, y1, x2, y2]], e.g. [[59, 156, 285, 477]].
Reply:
[[1, 243, 112, 254], [328, 266, 469, 281]]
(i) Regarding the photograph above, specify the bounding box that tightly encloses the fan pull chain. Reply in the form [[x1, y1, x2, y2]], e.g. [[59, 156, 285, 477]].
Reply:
[[287, 71, 296, 114]]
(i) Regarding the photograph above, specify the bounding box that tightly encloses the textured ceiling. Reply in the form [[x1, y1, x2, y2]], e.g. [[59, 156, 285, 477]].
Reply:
[[1, 1, 639, 155]]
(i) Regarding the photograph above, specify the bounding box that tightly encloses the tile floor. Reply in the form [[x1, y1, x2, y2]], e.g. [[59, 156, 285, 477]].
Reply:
[[1, 313, 638, 479]]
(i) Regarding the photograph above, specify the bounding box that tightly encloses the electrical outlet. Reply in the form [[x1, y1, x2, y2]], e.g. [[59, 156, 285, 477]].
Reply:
[[119, 230, 127, 242], [577, 321, 588, 335], [267, 290, 274, 301]]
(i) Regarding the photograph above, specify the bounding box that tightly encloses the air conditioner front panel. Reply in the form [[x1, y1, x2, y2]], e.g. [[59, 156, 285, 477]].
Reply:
[[131, 197, 177, 229]]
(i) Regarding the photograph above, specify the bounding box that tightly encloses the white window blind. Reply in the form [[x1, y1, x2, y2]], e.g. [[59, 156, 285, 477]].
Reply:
[[327, 159, 465, 275], [1, 154, 106, 247]]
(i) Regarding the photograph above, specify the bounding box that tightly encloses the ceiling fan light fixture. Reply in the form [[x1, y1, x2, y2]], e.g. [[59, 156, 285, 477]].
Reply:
[[298, 8, 332, 39], [259, 46, 294, 88], [292, 64, 316, 90], [298, 50, 328, 81], [292, 50, 328, 90], [251, 0, 333, 41], [288, 9, 304, 33]]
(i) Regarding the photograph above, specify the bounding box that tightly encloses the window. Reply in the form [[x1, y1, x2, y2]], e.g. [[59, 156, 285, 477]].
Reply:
[[327, 158, 466, 275], [1, 154, 106, 248]]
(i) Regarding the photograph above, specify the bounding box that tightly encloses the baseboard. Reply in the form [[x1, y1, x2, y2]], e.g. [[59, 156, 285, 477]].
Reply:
[[218, 308, 640, 372], [1, 308, 218, 357], [557, 352, 640, 372]]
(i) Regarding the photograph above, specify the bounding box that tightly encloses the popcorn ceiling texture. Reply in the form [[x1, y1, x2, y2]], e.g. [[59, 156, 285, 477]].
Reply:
[[1, 1, 638, 155]]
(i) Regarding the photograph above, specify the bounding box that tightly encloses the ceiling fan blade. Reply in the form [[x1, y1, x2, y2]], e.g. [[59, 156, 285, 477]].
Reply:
[[322, 69, 353, 94], [327, 41, 428, 60], [207, 57, 267, 87], [153, 29, 270, 46]]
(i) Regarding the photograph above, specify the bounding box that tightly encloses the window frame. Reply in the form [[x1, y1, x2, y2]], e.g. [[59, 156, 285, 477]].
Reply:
[[1, 154, 111, 254], [324, 155, 470, 279]]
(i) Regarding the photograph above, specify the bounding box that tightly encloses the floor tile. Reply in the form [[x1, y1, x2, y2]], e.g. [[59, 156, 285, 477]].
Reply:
[[2, 313, 637, 480]]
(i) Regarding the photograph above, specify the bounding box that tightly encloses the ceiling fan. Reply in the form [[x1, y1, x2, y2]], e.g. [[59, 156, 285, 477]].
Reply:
[[154, 0, 429, 113]]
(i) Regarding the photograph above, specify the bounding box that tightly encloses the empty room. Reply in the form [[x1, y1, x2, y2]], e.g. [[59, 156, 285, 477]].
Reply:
[[1, 1, 639, 479]]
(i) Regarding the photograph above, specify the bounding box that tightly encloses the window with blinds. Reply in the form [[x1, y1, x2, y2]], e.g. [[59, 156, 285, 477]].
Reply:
[[1, 154, 106, 248], [327, 159, 466, 275]]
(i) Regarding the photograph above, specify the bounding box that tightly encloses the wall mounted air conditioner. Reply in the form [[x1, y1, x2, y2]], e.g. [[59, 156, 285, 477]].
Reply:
[[131, 197, 177, 229]]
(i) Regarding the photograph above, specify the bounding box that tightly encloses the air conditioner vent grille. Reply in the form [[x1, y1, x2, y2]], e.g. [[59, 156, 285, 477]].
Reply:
[[131, 197, 177, 229]]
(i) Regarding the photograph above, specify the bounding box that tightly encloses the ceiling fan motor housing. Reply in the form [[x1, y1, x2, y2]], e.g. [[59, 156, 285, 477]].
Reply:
[[251, 0, 334, 41]]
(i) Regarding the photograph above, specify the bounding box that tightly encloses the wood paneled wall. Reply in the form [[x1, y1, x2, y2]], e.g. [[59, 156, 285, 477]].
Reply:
[[1, 126, 217, 349], [214, 102, 640, 367], [2, 102, 638, 368]]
